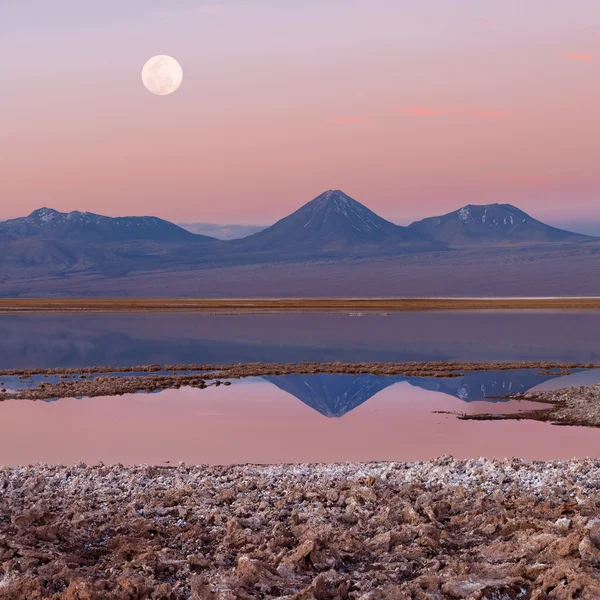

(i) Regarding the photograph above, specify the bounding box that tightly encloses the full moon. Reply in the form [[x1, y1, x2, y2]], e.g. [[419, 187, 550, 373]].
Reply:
[[141, 55, 183, 96]]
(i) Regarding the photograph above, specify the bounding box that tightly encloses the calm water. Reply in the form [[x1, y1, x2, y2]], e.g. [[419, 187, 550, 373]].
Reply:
[[2, 311, 600, 369], [3, 311, 600, 465], [2, 370, 600, 465]]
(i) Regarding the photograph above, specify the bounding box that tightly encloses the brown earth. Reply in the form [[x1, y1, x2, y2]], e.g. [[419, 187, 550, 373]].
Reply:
[[2, 297, 600, 313], [2, 459, 600, 599]]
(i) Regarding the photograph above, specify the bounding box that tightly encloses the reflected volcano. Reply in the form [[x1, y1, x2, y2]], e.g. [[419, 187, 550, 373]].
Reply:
[[406, 369, 571, 403], [263, 374, 404, 418], [264, 370, 577, 418]]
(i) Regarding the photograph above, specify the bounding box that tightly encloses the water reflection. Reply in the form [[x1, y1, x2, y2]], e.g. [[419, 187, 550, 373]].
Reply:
[[1, 372, 599, 465], [265, 369, 582, 418], [263, 374, 403, 417], [2, 311, 600, 369], [4, 369, 596, 416]]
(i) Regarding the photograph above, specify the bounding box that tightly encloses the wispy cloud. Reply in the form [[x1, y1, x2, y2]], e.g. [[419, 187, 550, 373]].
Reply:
[[329, 117, 370, 125], [392, 106, 513, 119], [563, 52, 594, 62]]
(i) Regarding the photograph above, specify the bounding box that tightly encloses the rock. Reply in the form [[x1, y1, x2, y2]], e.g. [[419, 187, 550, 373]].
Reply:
[[235, 556, 280, 586], [555, 517, 572, 533], [367, 531, 394, 554], [268, 522, 296, 549], [588, 522, 600, 548], [580, 537, 600, 565], [291, 571, 349, 600], [225, 518, 250, 548], [283, 539, 317, 568]]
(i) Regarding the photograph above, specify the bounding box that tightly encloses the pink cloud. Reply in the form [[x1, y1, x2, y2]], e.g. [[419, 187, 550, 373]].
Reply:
[[392, 106, 513, 119], [329, 117, 370, 124], [563, 52, 593, 62]]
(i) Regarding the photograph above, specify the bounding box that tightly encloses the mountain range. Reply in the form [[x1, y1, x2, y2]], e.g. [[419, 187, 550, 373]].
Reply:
[[1, 190, 598, 296], [0, 207, 205, 243]]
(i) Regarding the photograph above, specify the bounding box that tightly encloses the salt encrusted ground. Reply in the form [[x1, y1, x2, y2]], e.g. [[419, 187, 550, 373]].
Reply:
[[462, 383, 600, 428], [2, 458, 600, 599]]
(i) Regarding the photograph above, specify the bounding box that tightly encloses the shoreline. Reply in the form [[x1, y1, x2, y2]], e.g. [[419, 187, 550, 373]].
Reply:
[[4, 360, 600, 428], [2, 458, 600, 598], [3, 296, 600, 313], [1, 359, 596, 378], [1, 360, 598, 403], [460, 383, 600, 428]]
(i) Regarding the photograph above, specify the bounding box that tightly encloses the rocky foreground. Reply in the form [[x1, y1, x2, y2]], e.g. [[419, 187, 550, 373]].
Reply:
[[2, 459, 600, 599]]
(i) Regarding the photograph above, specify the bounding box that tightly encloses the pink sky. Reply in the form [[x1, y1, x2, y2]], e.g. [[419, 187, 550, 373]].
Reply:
[[1, 0, 598, 224]]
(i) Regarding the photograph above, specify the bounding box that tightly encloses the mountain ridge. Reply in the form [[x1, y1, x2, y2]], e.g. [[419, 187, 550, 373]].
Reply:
[[0, 207, 215, 244], [408, 203, 590, 246], [3, 195, 591, 248], [0, 191, 597, 293]]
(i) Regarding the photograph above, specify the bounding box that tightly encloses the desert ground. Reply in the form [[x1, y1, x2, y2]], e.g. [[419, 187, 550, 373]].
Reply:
[[2, 297, 600, 313], [2, 458, 600, 599]]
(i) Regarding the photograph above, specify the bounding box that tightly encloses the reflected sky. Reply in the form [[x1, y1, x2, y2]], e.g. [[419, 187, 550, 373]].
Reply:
[[1, 370, 600, 466], [1, 311, 600, 369]]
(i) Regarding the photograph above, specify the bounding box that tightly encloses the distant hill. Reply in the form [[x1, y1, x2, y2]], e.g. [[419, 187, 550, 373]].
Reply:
[[231, 190, 443, 257], [0, 208, 214, 243], [408, 203, 590, 246], [177, 222, 266, 240]]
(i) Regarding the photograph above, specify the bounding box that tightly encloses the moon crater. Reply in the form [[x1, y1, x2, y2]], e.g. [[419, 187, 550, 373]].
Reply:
[[142, 55, 183, 96]]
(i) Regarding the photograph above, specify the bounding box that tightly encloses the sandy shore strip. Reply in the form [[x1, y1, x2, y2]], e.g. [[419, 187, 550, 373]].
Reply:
[[1, 361, 598, 403], [3, 297, 600, 313], [2, 458, 600, 599]]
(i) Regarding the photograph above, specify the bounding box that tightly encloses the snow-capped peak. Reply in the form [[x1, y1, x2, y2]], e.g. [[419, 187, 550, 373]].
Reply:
[[310, 190, 385, 232], [457, 207, 472, 223], [29, 208, 61, 222]]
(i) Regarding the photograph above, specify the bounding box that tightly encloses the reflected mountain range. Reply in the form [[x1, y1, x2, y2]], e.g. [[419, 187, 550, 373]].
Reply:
[[17, 369, 596, 417], [264, 370, 580, 418]]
